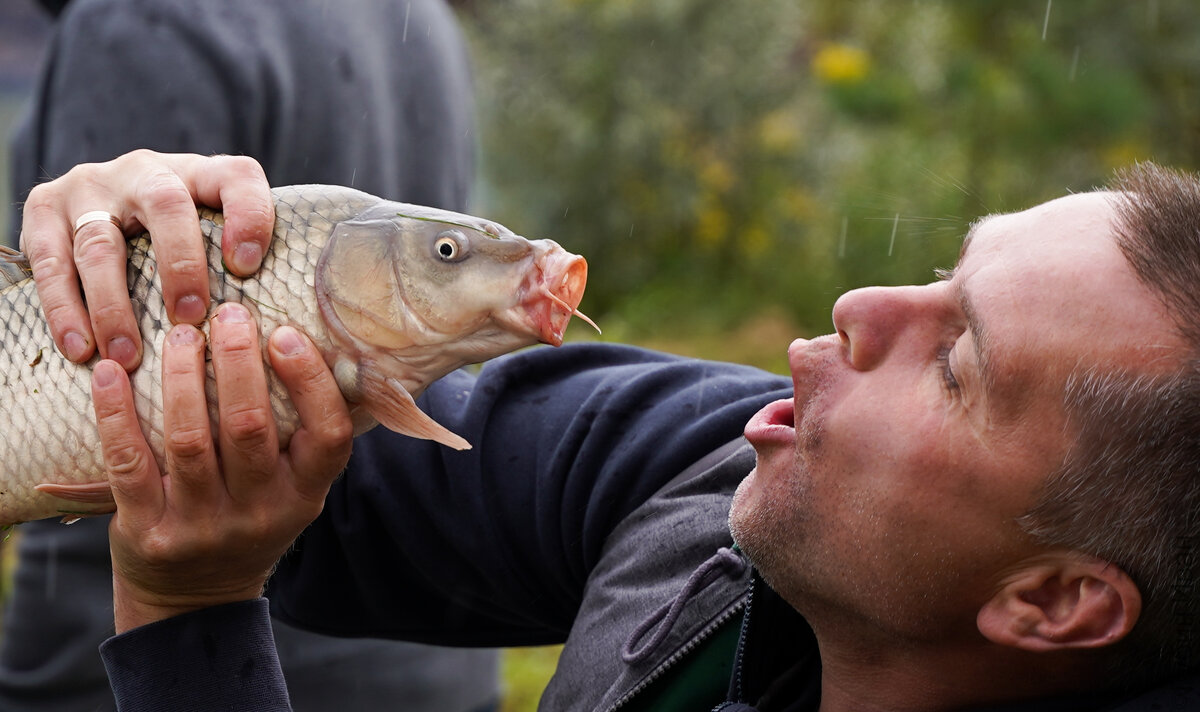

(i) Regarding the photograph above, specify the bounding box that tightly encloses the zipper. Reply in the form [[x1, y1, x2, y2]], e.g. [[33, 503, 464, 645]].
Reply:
[[603, 596, 748, 712], [728, 575, 756, 705]]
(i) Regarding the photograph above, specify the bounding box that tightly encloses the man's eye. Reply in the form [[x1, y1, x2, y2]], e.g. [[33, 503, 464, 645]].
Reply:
[[937, 345, 960, 392]]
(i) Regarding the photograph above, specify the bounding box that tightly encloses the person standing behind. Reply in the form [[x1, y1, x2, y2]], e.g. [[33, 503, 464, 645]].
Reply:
[[0, 1, 499, 711]]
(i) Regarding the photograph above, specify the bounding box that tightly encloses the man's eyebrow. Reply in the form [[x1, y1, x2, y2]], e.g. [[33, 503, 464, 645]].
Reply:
[[958, 217, 985, 264], [937, 217, 997, 397], [956, 279, 997, 397], [935, 217, 987, 282]]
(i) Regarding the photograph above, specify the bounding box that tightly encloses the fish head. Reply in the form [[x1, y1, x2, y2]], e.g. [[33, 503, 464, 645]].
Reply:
[[316, 202, 589, 370]]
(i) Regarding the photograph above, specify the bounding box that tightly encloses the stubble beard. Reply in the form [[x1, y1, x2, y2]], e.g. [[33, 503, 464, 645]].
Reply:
[[729, 431, 819, 607]]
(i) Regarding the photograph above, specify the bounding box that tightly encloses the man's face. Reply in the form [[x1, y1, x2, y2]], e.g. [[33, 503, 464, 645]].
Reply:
[[729, 191, 1182, 642]]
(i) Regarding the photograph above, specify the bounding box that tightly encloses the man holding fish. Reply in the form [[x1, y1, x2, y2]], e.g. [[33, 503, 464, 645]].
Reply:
[[16, 150, 1200, 711]]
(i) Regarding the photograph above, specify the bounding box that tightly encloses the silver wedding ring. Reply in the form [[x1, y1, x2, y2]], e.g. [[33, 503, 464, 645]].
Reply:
[[73, 210, 122, 236]]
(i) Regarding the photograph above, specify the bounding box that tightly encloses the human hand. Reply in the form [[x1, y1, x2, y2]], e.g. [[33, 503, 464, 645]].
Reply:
[[20, 150, 274, 371], [93, 302, 352, 632]]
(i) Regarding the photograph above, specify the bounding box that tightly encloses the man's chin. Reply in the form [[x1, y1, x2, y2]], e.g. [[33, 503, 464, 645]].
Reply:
[[728, 457, 812, 585], [728, 469, 763, 551], [729, 448, 791, 522]]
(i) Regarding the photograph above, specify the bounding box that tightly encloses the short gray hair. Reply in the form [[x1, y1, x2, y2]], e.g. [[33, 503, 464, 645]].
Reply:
[[1019, 163, 1200, 688]]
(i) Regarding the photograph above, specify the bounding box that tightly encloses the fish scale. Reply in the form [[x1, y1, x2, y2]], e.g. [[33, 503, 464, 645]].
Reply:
[[189, 186, 371, 448], [0, 281, 100, 517], [0, 183, 593, 526], [0, 185, 360, 524]]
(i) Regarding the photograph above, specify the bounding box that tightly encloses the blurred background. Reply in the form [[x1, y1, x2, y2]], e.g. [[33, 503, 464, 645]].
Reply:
[[6, 1, 1200, 371], [460, 0, 1200, 374], [3, 1, 1200, 709]]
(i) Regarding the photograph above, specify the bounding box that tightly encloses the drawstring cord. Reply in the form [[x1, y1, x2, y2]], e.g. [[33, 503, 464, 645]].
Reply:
[[621, 547, 747, 664]]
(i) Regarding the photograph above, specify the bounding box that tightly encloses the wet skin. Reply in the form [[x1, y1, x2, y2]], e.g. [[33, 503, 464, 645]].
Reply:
[[730, 191, 1183, 644]]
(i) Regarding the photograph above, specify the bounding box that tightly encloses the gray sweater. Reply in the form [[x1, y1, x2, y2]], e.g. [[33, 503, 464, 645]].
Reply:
[[2, 1, 496, 710]]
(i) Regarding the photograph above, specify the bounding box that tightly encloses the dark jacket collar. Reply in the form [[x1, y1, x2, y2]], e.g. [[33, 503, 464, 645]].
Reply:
[[726, 573, 820, 712]]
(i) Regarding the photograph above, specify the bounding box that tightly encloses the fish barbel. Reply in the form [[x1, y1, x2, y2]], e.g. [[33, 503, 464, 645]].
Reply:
[[0, 185, 591, 525]]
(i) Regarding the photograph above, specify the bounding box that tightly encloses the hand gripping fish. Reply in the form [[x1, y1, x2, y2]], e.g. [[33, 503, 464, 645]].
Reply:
[[0, 185, 595, 525]]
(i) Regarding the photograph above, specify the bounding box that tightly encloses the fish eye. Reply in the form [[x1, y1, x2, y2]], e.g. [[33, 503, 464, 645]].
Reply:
[[434, 230, 468, 261]]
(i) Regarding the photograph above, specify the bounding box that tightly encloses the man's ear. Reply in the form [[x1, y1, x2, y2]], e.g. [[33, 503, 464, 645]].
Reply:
[[977, 552, 1141, 652]]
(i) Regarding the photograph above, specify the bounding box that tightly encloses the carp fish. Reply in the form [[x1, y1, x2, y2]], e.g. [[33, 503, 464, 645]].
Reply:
[[0, 185, 592, 525]]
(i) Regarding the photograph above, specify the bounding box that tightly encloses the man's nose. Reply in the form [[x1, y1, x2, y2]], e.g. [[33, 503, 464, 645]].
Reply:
[[831, 285, 928, 371]]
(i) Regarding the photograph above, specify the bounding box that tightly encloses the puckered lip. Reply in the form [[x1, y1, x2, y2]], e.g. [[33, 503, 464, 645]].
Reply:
[[744, 397, 796, 446], [745, 335, 841, 448]]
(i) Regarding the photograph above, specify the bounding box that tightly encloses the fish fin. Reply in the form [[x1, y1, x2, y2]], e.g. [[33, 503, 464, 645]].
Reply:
[[35, 482, 116, 505], [363, 376, 472, 451], [0, 245, 32, 287], [59, 511, 115, 525]]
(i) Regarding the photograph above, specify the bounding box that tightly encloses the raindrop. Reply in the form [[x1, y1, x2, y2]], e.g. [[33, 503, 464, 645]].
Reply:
[[838, 215, 848, 259], [888, 213, 899, 257], [1041, 0, 1052, 41]]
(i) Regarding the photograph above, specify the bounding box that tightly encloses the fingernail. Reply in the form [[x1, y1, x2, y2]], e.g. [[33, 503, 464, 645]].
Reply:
[[167, 325, 199, 345], [216, 303, 250, 323], [107, 336, 138, 368], [93, 361, 118, 388], [230, 242, 263, 275], [273, 326, 305, 356], [63, 331, 89, 362], [174, 294, 207, 324]]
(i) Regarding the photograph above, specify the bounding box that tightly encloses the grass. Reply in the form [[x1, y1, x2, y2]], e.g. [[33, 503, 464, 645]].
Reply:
[[500, 646, 564, 712]]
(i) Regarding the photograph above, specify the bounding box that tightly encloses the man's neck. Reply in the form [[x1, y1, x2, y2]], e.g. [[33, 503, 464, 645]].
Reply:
[[817, 651, 979, 712], [808, 612, 1087, 712]]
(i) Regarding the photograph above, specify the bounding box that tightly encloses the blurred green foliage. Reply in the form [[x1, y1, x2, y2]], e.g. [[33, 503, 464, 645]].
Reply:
[[461, 3, 1200, 707], [460, 0, 1200, 373]]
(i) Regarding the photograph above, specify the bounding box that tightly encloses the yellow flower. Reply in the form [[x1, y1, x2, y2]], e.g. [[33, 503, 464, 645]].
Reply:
[[811, 43, 870, 85], [699, 157, 735, 194], [768, 187, 813, 222], [758, 110, 800, 152], [696, 197, 730, 248], [741, 224, 770, 258]]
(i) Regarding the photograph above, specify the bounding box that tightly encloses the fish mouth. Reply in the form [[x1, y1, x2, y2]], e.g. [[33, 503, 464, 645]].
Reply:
[[523, 242, 596, 346]]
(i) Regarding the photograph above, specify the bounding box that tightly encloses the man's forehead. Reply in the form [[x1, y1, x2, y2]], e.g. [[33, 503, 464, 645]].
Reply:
[[950, 191, 1177, 420], [958, 191, 1121, 265]]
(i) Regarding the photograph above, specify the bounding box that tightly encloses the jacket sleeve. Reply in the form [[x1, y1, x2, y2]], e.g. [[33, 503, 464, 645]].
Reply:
[[267, 342, 792, 646], [99, 599, 291, 712]]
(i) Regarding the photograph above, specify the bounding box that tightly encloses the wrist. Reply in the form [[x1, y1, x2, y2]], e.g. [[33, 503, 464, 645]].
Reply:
[[112, 575, 264, 633]]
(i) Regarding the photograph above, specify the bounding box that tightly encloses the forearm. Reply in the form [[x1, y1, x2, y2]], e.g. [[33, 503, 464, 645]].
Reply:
[[269, 342, 791, 644]]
